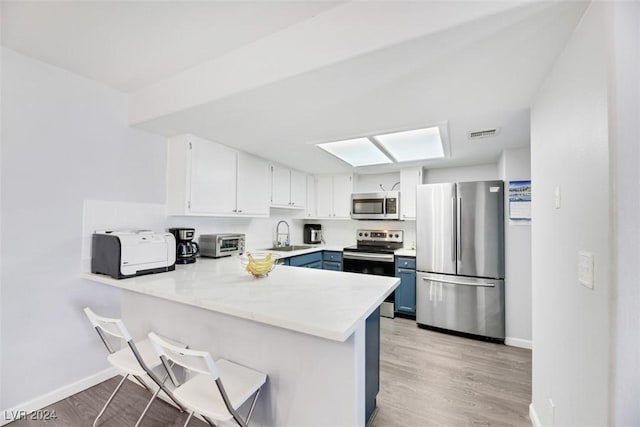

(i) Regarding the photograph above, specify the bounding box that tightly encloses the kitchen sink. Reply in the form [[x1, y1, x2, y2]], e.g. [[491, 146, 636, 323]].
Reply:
[[264, 245, 313, 252]]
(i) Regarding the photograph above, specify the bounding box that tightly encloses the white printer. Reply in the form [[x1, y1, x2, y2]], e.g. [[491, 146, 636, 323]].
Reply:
[[91, 230, 176, 279]]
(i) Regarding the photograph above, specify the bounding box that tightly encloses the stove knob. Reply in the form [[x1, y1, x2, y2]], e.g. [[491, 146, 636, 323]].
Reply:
[[365, 233, 369, 237], [395, 234, 399, 238], [358, 232, 363, 237]]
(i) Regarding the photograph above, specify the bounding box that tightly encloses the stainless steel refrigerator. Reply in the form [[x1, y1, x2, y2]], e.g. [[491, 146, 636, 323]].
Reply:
[[416, 180, 505, 341]]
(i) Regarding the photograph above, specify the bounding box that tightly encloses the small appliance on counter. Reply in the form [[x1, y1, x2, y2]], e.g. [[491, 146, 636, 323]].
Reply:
[[303, 224, 322, 244], [168, 228, 200, 264], [199, 233, 245, 258], [91, 230, 176, 279]]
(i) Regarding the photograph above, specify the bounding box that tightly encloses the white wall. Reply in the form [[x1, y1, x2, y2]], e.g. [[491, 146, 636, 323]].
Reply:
[[353, 172, 400, 193], [0, 48, 166, 409], [498, 148, 532, 348], [423, 163, 497, 184], [530, 3, 610, 426], [0, 2, 4, 410], [610, 2, 640, 425]]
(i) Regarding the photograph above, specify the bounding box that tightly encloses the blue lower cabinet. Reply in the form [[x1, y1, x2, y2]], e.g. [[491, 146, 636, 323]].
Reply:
[[365, 307, 380, 424], [305, 260, 323, 269], [289, 252, 323, 267], [323, 251, 343, 271], [323, 260, 342, 271], [287, 251, 343, 270], [395, 257, 416, 316]]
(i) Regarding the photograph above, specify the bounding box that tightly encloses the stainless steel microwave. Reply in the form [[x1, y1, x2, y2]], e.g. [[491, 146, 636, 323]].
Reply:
[[350, 191, 400, 220]]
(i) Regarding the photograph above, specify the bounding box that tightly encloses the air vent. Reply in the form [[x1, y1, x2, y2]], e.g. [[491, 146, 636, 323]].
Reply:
[[468, 128, 499, 140]]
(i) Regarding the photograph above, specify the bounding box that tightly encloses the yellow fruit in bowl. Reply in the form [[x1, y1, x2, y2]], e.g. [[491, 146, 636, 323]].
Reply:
[[241, 252, 279, 277]]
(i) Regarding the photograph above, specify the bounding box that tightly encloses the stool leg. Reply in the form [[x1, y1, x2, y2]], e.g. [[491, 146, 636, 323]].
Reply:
[[93, 374, 128, 427], [245, 388, 261, 425], [183, 411, 194, 427], [134, 386, 161, 427]]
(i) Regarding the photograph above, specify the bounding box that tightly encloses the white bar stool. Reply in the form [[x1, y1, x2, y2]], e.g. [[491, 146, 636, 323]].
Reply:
[[148, 332, 267, 427], [84, 307, 187, 426]]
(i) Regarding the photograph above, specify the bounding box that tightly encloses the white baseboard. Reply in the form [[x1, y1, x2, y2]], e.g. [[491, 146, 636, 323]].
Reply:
[[529, 403, 541, 427], [1, 368, 117, 426], [505, 337, 533, 349]]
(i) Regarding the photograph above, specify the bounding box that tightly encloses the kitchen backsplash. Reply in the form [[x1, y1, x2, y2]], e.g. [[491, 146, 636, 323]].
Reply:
[[304, 219, 417, 249]]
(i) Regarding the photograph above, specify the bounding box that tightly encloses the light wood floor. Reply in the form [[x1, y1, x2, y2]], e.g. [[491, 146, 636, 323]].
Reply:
[[8, 317, 531, 427], [371, 317, 532, 427]]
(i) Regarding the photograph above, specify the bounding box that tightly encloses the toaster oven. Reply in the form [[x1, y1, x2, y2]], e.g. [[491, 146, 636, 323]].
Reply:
[[199, 233, 245, 258]]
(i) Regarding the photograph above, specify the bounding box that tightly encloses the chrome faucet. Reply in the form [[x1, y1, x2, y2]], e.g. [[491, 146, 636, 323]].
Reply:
[[275, 220, 290, 247]]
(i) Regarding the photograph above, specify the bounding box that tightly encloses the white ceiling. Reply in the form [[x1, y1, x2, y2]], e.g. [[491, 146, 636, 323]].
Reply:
[[1, 1, 589, 174], [1, 1, 341, 91]]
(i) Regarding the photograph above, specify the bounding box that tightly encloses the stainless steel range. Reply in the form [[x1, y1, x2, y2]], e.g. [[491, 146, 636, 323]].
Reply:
[[343, 229, 403, 318]]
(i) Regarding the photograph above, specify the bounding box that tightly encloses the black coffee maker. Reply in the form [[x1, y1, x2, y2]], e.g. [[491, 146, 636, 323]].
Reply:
[[168, 228, 199, 264]]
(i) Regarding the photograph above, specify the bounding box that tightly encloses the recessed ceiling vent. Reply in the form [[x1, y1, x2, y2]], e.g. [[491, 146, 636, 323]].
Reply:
[[468, 128, 499, 140]]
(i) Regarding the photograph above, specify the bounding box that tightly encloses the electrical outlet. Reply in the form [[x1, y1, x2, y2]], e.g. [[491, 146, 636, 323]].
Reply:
[[578, 251, 594, 289]]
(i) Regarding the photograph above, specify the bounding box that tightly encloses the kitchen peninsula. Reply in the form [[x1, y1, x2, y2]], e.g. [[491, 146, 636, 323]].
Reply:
[[83, 256, 399, 427]]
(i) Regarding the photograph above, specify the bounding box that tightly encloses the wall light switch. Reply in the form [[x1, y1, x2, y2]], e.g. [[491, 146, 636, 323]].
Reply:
[[554, 186, 561, 209], [578, 251, 594, 289]]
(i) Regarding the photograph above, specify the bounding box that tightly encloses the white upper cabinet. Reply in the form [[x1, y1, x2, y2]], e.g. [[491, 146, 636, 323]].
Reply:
[[189, 137, 237, 215], [332, 174, 353, 218], [270, 164, 306, 209], [305, 175, 317, 218], [270, 165, 291, 207], [167, 135, 269, 217], [290, 170, 307, 207], [315, 175, 333, 218], [237, 152, 270, 216], [400, 167, 423, 220], [314, 174, 353, 218]]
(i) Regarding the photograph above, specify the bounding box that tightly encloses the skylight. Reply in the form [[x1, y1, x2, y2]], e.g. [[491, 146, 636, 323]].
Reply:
[[317, 138, 392, 167], [374, 126, 444, 162]]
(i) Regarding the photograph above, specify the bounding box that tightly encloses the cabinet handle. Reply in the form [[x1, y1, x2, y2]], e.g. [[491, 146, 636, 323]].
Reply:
[[232, 209, 237, 212], [238, 209, 243, 213]]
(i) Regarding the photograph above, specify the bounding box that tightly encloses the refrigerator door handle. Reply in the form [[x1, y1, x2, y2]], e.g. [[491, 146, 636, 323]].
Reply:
[[421, 276, 496, 288], [457, 197, 462, 261], [451, 197, 456, 262], [438, 282, 443, 301]]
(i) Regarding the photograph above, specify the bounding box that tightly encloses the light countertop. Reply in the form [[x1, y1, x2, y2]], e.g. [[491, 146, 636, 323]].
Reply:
[[394, 248, 416, 257], [83, 257, 399, 342]]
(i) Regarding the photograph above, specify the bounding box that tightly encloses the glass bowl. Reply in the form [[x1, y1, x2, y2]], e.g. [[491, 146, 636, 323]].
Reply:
[[239, 252, 281, 278]]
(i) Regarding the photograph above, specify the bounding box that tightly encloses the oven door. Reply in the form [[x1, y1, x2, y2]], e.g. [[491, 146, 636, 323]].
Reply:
[[343, 251, 396, 317], [343, 252, 395, 275]]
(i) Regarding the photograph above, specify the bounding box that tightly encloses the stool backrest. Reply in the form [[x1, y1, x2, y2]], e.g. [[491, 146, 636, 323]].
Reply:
[[83, 307, 133, 354], [148, 332, 220, 383]]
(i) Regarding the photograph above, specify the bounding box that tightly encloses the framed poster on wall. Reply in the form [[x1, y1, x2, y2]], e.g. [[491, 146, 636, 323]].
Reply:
[[509, 180, 531, 221]]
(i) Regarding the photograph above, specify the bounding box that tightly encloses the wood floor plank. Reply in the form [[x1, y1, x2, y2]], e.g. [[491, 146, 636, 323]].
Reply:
[[371, 317, 532, 427]]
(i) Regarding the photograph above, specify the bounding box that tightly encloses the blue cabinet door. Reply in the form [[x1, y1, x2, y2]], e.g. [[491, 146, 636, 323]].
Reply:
[[323, 251, 343, 262], [395, 256, 416, 316], [395, 268, 416, 315], [289, 252, 323, 267], [323, 261, 342, 271], [304, 260, 323, 269]]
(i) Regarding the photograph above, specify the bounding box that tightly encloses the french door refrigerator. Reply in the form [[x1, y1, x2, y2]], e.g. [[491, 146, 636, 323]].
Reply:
[[416, 180, 505, 341]]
